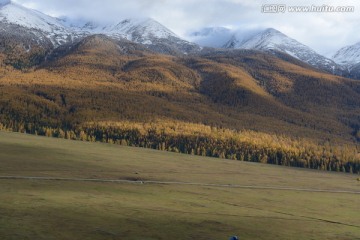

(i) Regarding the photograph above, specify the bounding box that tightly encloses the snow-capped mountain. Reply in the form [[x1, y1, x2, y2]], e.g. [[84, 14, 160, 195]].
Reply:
[[224, 28, 342, 74], [0, 0, 85, 68], [333, 42, 360, 67], [189, 27, 232, 48], [0, 0, 81, 47], [79, 18, 200, 54]]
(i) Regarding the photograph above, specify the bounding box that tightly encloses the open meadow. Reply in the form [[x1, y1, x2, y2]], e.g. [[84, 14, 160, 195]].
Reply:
[[0, 131, 359, 240]]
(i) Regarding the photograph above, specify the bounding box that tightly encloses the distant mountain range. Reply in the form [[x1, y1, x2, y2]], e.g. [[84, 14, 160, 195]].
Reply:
[[0, 0, 359, 79]]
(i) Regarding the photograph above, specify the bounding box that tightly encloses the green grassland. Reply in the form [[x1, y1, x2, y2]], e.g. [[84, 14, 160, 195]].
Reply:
[[0, 131, 359, 240]]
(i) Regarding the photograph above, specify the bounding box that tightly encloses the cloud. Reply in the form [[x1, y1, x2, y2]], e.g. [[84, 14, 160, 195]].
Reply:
[[11, 0, 360, 54]]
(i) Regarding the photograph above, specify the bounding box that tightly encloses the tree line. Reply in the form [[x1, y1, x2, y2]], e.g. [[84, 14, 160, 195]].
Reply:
[[1, 120, 359, 174]]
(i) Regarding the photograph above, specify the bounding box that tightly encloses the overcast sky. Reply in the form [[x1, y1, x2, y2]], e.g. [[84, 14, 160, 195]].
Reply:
[[12, 0, 360, 55]]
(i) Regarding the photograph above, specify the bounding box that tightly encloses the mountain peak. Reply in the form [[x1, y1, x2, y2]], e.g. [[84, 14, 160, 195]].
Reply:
[[114, 17, 179, 39], [333, 41, 360, 67], [264, 28, 281, 33], [223, 28, 287, 50], [262, 28, 286, 37]]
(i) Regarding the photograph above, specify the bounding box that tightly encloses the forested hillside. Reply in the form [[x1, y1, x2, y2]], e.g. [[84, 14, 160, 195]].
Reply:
[[0, 35, 359, 173]]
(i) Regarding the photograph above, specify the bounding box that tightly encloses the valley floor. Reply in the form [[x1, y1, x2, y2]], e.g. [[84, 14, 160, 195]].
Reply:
[[0, 131, 359, 240]]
